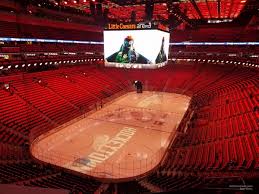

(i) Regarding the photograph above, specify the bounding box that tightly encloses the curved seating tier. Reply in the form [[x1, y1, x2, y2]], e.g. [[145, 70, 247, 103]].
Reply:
[[0, 63, 258, 193]]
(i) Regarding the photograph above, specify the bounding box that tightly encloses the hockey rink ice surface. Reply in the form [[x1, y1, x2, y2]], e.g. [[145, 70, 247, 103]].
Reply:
[[31, 91, 191, 179]]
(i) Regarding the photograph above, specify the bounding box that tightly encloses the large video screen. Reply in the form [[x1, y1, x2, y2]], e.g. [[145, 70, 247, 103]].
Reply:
[[104, 29, 169, 67]]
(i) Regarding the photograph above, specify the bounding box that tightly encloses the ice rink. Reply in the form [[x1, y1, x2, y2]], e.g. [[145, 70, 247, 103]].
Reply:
[[31, 91, 190, 179]]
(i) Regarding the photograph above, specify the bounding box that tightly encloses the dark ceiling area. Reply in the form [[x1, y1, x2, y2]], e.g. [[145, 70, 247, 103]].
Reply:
[[54, 0, 258, 20], [19, 0, 259, 29]]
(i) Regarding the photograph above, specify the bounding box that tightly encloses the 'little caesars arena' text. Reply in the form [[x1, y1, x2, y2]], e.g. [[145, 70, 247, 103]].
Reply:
[[68, 127, 136, 171], [107, 22, 152, 30]]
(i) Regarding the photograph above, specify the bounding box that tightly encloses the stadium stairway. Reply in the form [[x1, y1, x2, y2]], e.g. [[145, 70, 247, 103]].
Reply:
[[138, 179, 164, 193]]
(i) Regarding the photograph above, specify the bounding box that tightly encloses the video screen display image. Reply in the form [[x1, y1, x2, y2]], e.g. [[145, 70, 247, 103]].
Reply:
[[104, 29, 170, 66]]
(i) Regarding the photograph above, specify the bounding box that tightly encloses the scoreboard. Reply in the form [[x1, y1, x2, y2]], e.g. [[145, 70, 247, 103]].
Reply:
[[104, 22, 170, 69]]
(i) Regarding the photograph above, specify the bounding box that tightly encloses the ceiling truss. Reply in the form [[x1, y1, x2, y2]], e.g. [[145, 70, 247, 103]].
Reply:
[[55, 0, 250, 23]]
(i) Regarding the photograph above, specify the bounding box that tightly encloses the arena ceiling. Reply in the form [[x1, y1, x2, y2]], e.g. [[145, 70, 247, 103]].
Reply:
[[54, 0, 250, 20]]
